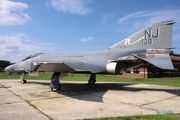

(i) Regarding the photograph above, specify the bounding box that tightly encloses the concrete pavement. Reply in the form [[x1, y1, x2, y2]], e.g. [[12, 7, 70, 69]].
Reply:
[[0, 80, 180, 120]]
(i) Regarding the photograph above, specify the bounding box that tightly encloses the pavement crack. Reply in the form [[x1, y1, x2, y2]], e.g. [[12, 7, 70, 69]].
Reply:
[[90, 93, 159, 113], [140, 95, 178, 107], [0, 82, 54, 120], [25, 100, 53, 120]]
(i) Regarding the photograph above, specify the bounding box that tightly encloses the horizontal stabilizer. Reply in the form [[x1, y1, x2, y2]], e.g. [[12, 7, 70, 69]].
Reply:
[[132, 54, 174, 70]]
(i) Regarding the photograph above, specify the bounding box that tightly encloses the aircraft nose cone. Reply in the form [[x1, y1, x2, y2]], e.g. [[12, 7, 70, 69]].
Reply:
[[4, 66, 11, 72], [4, 65, 14, 73]]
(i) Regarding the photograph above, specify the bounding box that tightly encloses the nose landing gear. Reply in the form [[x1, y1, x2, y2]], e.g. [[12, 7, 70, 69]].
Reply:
[[21, 72, 27, 84]]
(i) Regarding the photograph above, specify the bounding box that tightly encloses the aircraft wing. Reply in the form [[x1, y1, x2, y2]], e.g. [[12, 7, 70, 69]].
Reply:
[[33, 62, 76, 72], [132, 53, 174, 70]]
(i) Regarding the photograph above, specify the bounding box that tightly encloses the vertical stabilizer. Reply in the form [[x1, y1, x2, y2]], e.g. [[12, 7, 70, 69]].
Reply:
[[109, 21, 175, 49]]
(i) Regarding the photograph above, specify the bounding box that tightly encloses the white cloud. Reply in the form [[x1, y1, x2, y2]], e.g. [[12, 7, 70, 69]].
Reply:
[[0, 0, 31, 26], [50, 0, 92, 15], [101, 12, 117, 24], [118, 10, 180, 26], [0, 33, 55, 62], [80, 36, 94, 42], [118, 11, 147, 24], [116, 9, 180, 35]]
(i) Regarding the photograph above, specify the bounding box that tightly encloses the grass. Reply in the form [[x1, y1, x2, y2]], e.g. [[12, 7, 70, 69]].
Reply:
[[89, 114, 180, 120], [0, 72, 180, 87], [64, 74, 180, 87], [0, 72, 52, 80], [25, 100, 53, 120]]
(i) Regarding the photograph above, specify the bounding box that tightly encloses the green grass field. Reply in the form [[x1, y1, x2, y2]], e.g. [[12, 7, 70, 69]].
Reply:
[[0, 72, 180, 87], [90, 114, 180, 120]]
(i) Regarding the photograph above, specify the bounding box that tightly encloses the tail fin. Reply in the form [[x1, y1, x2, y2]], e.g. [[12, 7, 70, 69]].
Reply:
[[109, 21, 175, 50]]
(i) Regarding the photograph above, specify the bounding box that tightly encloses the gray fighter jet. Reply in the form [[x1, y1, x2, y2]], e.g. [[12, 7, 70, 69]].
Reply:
[[5, 21, 175, 92]]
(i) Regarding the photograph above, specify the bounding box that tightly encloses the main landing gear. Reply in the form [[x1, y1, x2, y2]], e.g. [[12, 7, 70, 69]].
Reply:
[[50, 72, 61, 92], [21, 72, 27, 84], [50, 72, 96, 92], [88, 73, 96, 85]]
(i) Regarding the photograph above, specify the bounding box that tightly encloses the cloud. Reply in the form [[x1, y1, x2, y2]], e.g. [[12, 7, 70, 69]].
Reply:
[[0, 0, 31, 26], [4, 46, 20, 54], [118, 10, 180, 26], [118, 11, 147, 24], [0, 33, 55, 62], [101, 12, 117, 24], [50, 0, 92, 15], [80, 36, 94, 42], [116, 9, 180, 35]]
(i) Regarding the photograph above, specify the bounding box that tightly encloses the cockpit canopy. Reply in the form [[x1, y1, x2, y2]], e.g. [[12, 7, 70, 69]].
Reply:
[[21, 53, 43, 62]]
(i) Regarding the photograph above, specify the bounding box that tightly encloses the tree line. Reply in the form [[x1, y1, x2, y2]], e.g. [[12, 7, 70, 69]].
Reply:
[[0, 60, 11, 72]]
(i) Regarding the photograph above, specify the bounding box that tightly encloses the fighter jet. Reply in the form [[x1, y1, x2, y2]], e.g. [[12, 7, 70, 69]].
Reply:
[[5, 21, 175, 92]]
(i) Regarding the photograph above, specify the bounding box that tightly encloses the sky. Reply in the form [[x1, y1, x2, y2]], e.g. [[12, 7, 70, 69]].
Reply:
[[0, 0, 180, 62]]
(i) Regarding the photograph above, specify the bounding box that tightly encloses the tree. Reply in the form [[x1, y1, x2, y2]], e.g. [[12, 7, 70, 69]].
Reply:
[[0, 60, 11, 72]]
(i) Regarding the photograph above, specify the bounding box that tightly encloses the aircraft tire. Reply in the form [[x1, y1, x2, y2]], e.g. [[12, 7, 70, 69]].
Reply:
[[51, 83, 61, 92], [21, 80, 27, 84], [88, 79, 95, 85]]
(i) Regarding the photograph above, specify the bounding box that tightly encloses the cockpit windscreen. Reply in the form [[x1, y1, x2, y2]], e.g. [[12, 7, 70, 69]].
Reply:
[[21, 53, 43, 62]]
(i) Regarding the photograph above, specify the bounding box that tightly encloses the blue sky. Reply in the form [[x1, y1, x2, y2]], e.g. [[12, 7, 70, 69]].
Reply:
[[0, 0, 180, 62]]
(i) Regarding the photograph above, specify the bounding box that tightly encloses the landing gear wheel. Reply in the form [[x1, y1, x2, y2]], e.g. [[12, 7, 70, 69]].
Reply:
[[21, 80, 27, 84], [50, 83, 61, 92], [88, 79, 95, 85], [21, 72, 26, 84]]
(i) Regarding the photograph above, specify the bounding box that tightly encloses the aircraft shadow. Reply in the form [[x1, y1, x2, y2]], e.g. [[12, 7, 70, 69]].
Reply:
[[27, 81, 180, 103]]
